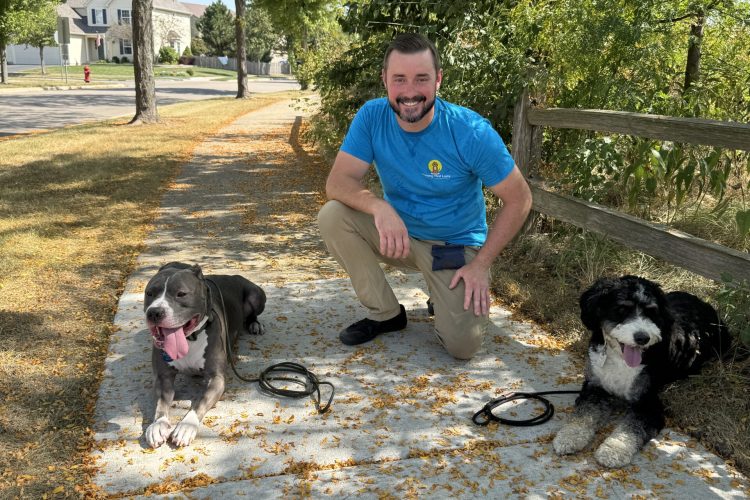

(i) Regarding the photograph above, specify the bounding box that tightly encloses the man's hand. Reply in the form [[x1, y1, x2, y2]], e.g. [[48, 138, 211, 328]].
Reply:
[[447, 166, 532, 317], [449, 259, 491, 316], [373, 202, 410, 259]]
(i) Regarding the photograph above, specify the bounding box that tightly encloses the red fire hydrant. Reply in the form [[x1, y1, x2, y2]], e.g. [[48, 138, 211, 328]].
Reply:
[[84, 65, 91, 83]]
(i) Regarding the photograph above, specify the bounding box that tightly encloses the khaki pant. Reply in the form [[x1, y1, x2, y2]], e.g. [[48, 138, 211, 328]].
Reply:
[[318, 200, 488, 359]]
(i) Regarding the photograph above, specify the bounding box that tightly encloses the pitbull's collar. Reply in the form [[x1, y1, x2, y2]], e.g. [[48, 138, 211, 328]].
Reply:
[[187, 315, 210, 340]]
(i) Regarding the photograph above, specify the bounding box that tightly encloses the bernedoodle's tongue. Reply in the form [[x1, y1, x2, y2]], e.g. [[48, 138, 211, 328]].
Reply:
[[623, 344, 642, 367], [162, 326, 189, 360]]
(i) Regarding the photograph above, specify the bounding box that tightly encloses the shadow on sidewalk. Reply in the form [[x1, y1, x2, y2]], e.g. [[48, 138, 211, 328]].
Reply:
[[90, 100, 749, 498]]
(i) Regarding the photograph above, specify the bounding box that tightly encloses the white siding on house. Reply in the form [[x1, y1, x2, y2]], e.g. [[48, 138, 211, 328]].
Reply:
[[153, 8, 191, 57], [87, 1, 111, 26], [105, 0, 191, 59], [68, 37, 87, 65], [105, 0, 136, 59]]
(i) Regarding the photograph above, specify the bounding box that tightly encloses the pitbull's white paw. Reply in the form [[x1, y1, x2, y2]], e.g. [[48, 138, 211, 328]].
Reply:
[[553, 421, 595, 455], [249, 320, 264, 335], [595, 431, 639, 468], [170, 410, 200, 447], [145, 416, 172, 449]]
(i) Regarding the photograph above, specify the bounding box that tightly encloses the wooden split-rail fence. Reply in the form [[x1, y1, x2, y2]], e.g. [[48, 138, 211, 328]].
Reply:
[[511, 90, 750, 284]]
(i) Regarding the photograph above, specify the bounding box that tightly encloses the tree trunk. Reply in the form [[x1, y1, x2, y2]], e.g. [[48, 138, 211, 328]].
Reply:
[[130, 0, 158, 124], [39, 45, 46, 75], [299, 27, 309, 90], [1, 45, 8, 84], [683, 14, 704, 93], [235, 0, 248, 98]]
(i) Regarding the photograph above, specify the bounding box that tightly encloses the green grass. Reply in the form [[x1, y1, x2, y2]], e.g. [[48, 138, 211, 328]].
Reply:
[[0, 91, 301, 498], [490, 216, 750, 474], [3, 63, 239, 86]]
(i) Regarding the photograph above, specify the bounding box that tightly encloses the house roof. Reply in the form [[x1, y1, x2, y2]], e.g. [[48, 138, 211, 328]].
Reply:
[[180, 2, 207, 18], [56, 3, 107, 36], [64, 0, 191, 15], [57, 0, 191, 37], [71, 18, 109, 35], [153, 0, 192, 15]]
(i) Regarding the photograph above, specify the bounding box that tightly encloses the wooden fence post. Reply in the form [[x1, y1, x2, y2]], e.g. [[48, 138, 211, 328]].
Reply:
[[511, 87, 541, 234], [511, 87, 532, 176]]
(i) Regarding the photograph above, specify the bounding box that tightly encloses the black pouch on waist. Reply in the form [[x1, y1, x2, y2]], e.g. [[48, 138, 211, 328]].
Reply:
[[431, 244, 466, 271]]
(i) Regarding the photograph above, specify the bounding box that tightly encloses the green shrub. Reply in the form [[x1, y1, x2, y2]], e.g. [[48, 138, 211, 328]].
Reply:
[[717, 277, 750, 346], [111, 55, 120, 64], [191, 38, 208, 56], [182, 46, 193, 57], [186, 68, 194, 76], [158, 46, 179, 64], [120, 56, 129, 63]]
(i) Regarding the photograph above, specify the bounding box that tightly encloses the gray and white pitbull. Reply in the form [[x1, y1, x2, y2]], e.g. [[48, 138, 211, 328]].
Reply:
[[143, 262, 266, 448]]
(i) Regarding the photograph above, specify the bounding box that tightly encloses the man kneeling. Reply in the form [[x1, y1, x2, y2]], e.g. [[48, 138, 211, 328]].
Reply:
[[318, 33, 531, 360]]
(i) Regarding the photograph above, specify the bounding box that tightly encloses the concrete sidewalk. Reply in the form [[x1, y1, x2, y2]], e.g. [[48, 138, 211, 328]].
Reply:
[[91, 99, 748, 498]]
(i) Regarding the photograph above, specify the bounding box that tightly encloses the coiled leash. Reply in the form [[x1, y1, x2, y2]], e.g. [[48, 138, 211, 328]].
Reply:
[[472, 390, 580, 427], [206, 279, 335, 414]]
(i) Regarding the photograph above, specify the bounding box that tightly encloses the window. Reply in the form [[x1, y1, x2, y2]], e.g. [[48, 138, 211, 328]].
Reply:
[[118, 9, 131, 25], [91, 8, 107, 25], [120, 39, 133, 55], [169, 39, 181, 55]]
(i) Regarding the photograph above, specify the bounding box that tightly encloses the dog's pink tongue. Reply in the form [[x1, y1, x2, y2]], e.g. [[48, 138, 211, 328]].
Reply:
[[162, 327, 189, 360], [623, 345, 642, 367]]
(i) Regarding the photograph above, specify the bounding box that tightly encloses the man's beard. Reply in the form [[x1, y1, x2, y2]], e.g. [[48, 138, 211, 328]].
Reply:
[[388, 94, 436, 124]]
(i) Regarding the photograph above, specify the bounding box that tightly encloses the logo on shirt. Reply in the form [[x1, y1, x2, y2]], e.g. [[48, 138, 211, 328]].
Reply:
[[424, 159, 451, 180]]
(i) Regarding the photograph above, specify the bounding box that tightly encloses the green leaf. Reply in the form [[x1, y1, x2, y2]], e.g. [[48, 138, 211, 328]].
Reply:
[[736, 210, 750, 238]]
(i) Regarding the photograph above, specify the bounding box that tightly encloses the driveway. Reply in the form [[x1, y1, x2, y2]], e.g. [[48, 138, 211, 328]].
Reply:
[[7, 64, 41, 74], [0, 77, 301, 137]]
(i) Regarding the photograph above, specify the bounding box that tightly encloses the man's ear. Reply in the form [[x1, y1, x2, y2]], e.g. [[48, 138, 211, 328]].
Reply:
[[381, 68, 387, 89], [436, 69, 443, 91]]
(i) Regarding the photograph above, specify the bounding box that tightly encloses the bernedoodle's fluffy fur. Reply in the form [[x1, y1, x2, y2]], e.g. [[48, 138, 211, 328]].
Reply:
[[553, 275, 730, 468]]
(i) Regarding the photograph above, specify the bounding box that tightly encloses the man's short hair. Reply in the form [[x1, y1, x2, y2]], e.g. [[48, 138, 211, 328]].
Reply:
[[383, 33, 441, 73]]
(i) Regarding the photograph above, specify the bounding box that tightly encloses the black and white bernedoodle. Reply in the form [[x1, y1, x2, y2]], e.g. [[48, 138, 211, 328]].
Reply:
[[553, 275, 730, 468], [143, 262, 266, 448]]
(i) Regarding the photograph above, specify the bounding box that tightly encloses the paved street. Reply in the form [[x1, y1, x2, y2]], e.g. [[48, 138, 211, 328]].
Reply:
[[0, 77, 300, 137]]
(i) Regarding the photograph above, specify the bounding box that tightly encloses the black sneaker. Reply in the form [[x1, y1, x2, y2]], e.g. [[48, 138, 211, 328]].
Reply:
[[339, 305, 407, 345], [426, 299, 434, 316]]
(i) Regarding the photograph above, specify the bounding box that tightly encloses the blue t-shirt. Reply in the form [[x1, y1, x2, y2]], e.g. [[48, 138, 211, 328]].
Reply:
[[340, 97, 515, 246]]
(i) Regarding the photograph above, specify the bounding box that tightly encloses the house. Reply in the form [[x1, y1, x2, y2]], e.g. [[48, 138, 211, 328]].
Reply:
[[180, 2, 207, 42], [7, 0, 192, 66]]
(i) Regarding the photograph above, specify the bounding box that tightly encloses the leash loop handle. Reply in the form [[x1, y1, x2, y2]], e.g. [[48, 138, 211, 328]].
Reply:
[[258, 361, 335, 414], [205, 279, 334, 414], [472, 390, 580, 427]]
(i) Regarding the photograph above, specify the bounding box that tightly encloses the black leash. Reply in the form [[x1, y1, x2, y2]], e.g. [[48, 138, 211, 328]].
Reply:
[[472, 390, 580, 426], [206, 278, 334, 414]]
